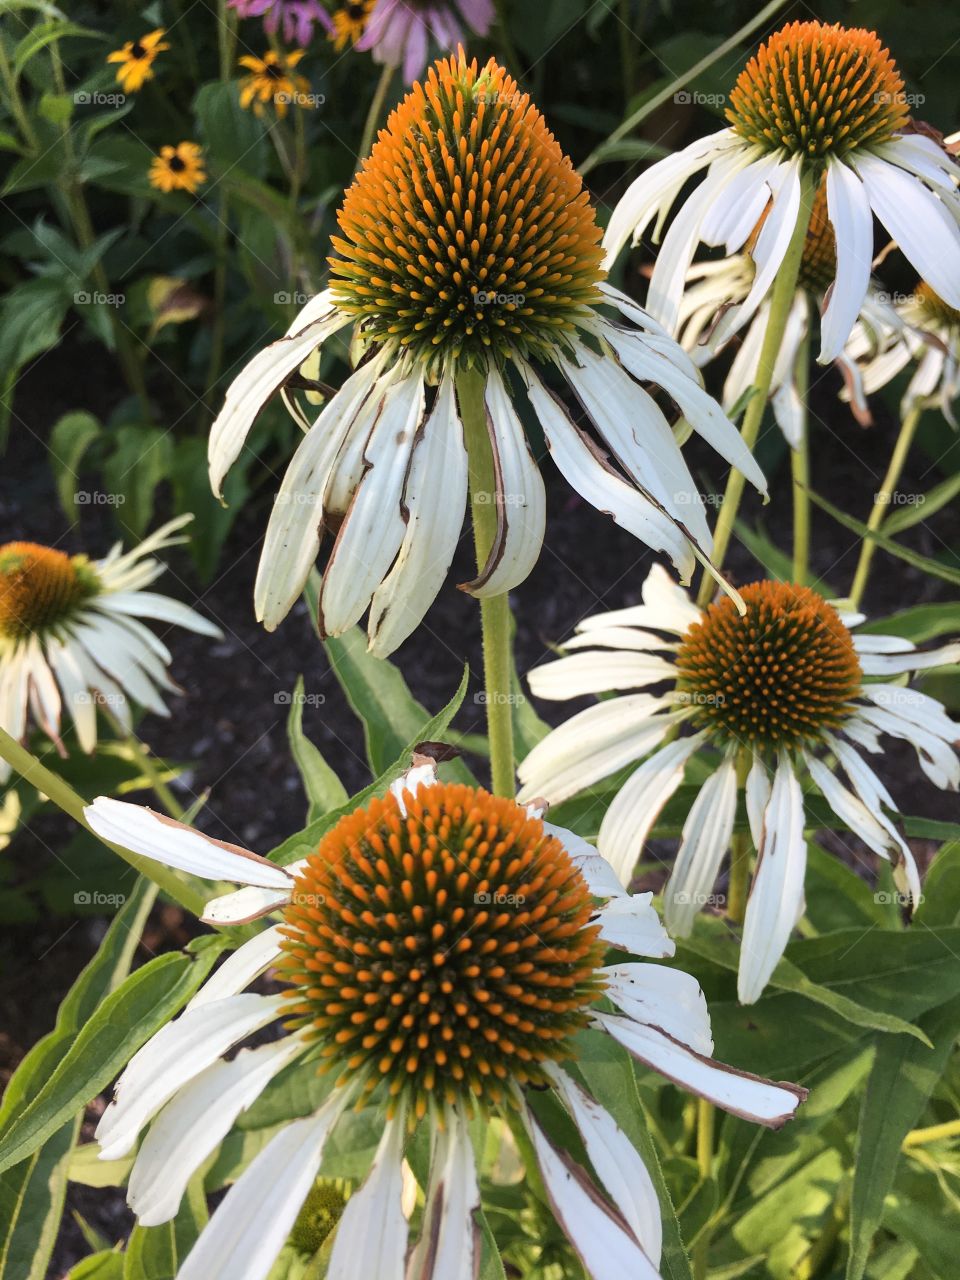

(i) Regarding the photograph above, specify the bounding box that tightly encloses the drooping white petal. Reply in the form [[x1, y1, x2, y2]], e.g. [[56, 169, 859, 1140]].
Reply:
[[738, 753, 806, 1004], [327, 1118, 408, 1280], [664, 757, 738, 937], [595, 1011, 806, 1126], [820, 158, 874, 362], [804, 752, 900, 861], [84, 798, 293, 889], [547, 1065, 663, 1265], [745, 755, 771, 852], [178, 1089, 349, 1280], [128, 1034, 306, 1225], [855, 152, 960, 310], [854, 702, 960, 791], [601, 962, 713, 1055], [320, 371, 426, 635], [96, 994, 285, 1160], [528, 651, 678, 699], [516, 697, 681, 805], [594, 891, 675, 957], [369, 373, 469, 655], [856, 643, 960, 675], [200, 868, 304, 926], [601, 129, 735, 266], [209, 296, 352, 498], [523, 1103, 663, 1280], [187, 925, 283, 1010], [45, 639, 97, 752], [405, 1105, 480, 1280], [538, 820, 627, 900], [100, 590, 222, 637], [254, 354, 388, 630], [462, 365, 546, 597], [598, 733, 708, 887], [860, 683, 959, 743], [521, 365, 696, 580]]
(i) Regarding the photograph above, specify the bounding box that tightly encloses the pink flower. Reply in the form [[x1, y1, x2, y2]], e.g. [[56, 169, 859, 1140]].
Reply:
[[228, 0, 333, 46], [356, 0, 493, 83]]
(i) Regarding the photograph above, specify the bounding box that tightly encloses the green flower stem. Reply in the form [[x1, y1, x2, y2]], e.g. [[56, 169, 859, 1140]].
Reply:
[[0, 41, 39, 152], [693, 1097, 716, 1279], [696, 170, 816, 608], [357, 64, 394, 170], [0, 726, 207, 917], [727, 749, 754, 924], [791, 328, 811, 584], [492, 0, 522, 78], [458, 366, 516, 798], [902, 1117, 960, 1148], [217, 0, 238, 82], [848, 404, 923, 609]]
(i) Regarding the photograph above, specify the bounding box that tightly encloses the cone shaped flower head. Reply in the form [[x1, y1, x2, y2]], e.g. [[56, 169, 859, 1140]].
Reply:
[[518, 565, 960, 1003], [0, 517, 221, 781], [210, 51, 767, 657], [604, 20, 960, 365], [84, 759, 806, 1280]]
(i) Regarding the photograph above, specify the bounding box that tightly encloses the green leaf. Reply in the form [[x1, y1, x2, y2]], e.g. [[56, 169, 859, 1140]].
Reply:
[[170, 437, 247, 582], [267, 665, 471, 868], [479, 1211, 508, 1280], [49, 410, 103, 520], [574, 1029, 694, 1280], [64, 1254, 124, 1280], [913, 842, 960, 928], [807, 489, 960, 587], [881, 470, 960, 534], [103, 425, 175, 539], [0, 936, 226, 1177], [858, 602, 960, 644], [0, 879, 157, 1279], [846, 994, 960, 1280], [0, 278, 71, 436], [734, 520, 835, 596], [194, 81, 266, 175], [123, 1175, 207, 1278], [287, 676, 348, 819], [13, 19, 101, 76], [732, 1148, 845, 1276]]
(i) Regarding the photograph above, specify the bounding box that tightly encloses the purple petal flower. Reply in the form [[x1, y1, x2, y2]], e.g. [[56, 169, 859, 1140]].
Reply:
[[228, 0, 333, 45], [356, 0, 493, 83]]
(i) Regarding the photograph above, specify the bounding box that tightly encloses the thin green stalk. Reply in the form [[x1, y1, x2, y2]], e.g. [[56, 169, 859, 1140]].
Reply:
[[903, 1117, 960, 1148], [0, 41, 39, 151], [457, 365, 516, 797], [357, 64, 394, 168], [848, 404, 923, 609], [578, 0, 791, 176], [727, 749, 754, 924], [201, 193, 231, 424], [693, 1097, 715, 1279], [217, 0, 238, 82], [492, 0, 522, 77], [618, 0, 638, 105], [0, 727, 206, 917], [107, 713, 185, 820], [791, 328, 811, 584], [696, 170, 816, 607]]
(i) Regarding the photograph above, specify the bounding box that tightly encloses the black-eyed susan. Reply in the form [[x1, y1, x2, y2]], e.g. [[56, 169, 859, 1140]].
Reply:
[[148, 142, 207, 194], [85, 757, 805, 1280], [106, 28, 169, 93], [0, 518, 220, 782], [209, 51, 767, 658], [238, 48, 311, 119], [518, 565, 960, 1003], [604, 20, 960, 364], [329, 0, 375, 51]]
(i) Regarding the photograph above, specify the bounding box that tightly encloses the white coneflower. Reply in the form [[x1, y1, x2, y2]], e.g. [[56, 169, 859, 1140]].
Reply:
[[0, 517, 220, 781], [845, 281, 960, 427], [676, 178, 901, 444], [209, 51, 765, 657], [604, 20, 960, 365], [518, 566, 960, 1003], [84, 759, 805, 1280]]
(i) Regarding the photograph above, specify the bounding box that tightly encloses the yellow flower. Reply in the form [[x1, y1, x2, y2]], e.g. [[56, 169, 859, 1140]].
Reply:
[[149, 142, 207, 194], [329, 0, 374, 51], [106, 28, 169, 93], [237, 49, 311, 118]]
